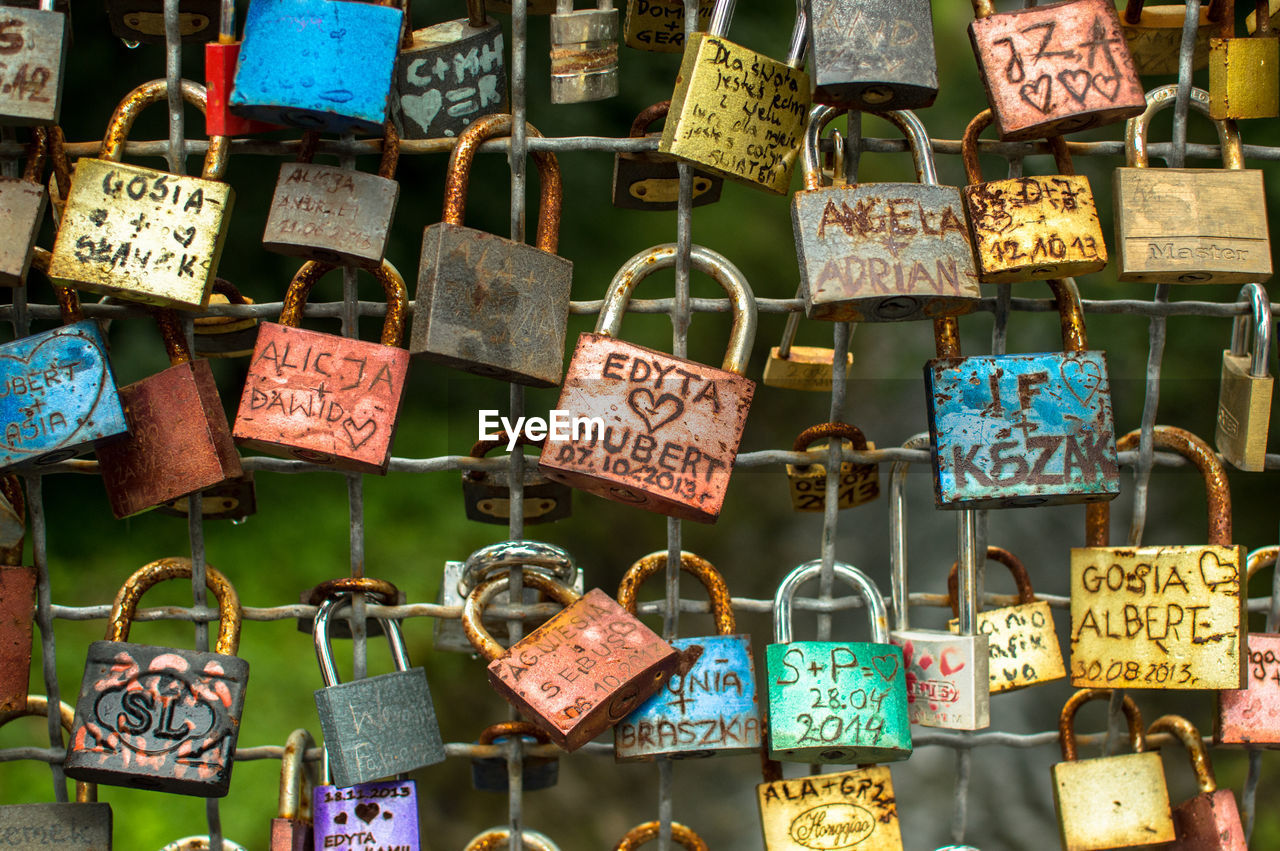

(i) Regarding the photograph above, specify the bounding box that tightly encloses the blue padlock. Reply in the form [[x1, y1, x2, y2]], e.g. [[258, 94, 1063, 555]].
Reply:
[[230, 0, 405, 134]]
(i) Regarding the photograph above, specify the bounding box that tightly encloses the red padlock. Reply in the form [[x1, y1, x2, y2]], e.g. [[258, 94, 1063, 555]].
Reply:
[[1150, 714, 1247, 849], [205, 0, 281, 136]]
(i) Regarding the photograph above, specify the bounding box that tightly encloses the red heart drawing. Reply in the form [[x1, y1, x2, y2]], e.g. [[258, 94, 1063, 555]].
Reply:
[[940, 647, 966, 676]]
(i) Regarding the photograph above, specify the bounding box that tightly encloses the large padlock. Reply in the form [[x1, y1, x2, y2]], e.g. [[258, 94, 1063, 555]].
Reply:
[[471, 720, 560, 792], [0, 1, 67, 125], [550, 0, 619, 103], [463, 431, 572, 524], [269, 728, 316, 851], [1211, 1, 1280, 119], [64, 558, 248, 796], [615, 822, 707, 849], [612, 101, 723, 211], [1149, 714, 1247, 849], [761, 302, 852, 392], [313, 778, 420, 850], [658, 0, 811, 193], [96, 309, 242, 519], [1216, 546, 1280, 745], [1216, 283, 1273, 471], [0, 694, 113, 849], [411, 113, 572, 387], [233, 260, 410, 475], [539, 244, 756, 523], [614, 551, 761, 761], [463, 565, 680, 751], [48, 79, 234, 311], [313, 592, 445, 787], [767, 559, 912, 763], [0, 479, 33, 712], [465, 828, 560, 850], [204, 0, 281, 136], [1070, 425, 1247, 690], [623, 0, 711, 52], [230, 0, 405, 134], [786, 422, 879, 512], [0, 129, 48, 286], [793, 105, 981, 323], [757, 760, 903, 851], [1121, 0, 1227, 75], [960, 110, 1107, 283], [262, 125, 400, 268], [1114, 85, 1272, 284], [806, 0, 936, 111], [106, 0, 218, 43]]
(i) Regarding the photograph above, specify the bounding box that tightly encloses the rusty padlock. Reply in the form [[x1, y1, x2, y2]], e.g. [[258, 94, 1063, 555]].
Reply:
[[612, 101, 723, 211], [761, 302, 853, 391], [1216, 546, 1280, 746], [464, 431, 571, 525], [1149, 714, 1247, 849], [270, 728, 317, 851], [471, 721, 559, 792], [107, 0, 219, 43], [615, 822, 708, 850], [1215, 283, 1273, 472], [465, 828, 561, 850], [0, 476, 32, 714], [155, 474, 257, 521], [191, 279, 259, 360], [0, 1, 68, 125], [550, 0, 619, 103], [1122, 0, 1228, 75], [786, 422, 879, 512], [0, 129, 49, 286]]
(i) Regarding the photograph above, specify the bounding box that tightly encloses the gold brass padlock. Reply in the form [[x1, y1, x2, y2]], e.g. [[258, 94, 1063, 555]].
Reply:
[[1216, 283, 1273, 471], [786, 422, 878, 512], [757, 757, 904, 851], [761, 296, 853, 392], [1211, 0, 1280, 119], [1121, 0, 1229, 75]]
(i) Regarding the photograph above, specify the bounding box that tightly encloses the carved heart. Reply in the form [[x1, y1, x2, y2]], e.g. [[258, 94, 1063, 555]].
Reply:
[[940, 647, 966, 676], [333, 812, 348, 825], [0, 329, 111, 456], [627, 388, 685, 434], [342, 416, 378, 450], [871, 653, 900, 682], [1198, 549, 1238, 592], [172, 225, 196, 248], [1061, 358, 1104, 408], [399, 89, 444, 136], [1092, 73, 1121, 102], [1019, 75, 1053, 114], [1057, 69, 1091, 105], [354, 802, 380, 825]]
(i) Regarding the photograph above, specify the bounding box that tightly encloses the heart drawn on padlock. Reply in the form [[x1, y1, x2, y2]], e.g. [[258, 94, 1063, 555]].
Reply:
[[0, 330, 110, 455], [1057, 70, 1091, 105], [870, 653, 900, 683], [1060, 358, 1104, 408], [939, 648, 966, 677], [354, 802, 381, 825], [627, 388, 685, 433], [1198, 549, 1238, 592], [342, 416, 378, 450], [1019, 75, 1053, 114], [1091, 72, 1122, 102]]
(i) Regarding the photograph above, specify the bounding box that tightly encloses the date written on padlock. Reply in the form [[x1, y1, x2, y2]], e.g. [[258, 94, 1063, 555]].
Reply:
[[313, 779, 419, 850]]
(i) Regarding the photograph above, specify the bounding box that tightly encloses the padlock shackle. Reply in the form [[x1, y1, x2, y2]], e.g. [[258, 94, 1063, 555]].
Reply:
[[106, 558, 241, 655], [295, 122, 400, 179], [792, 422, 869, 454], [0, 473, 24, 566], [460, 540, 577, 597], [0, 695, 96, 803], [278, 260, 409, 347], [889, 432, 932, 631], [1048, 279, 1089, 353], [615, 821, 709, 850], [1127, 85, 1244, 169], [776, 286, 803, 357], [1115, 425, 1232, 545], [49, 126, 71, 207], [465, 828, 563, 851], [947, 546, 1036, 617], [596, 243, 757, 375], [616, 551, 736, 635], [707, 0, 735, 37], [970, 0, 994, 19], [933, 316, 961, 358], [466, 0, 489, 29], [101, 79, 231, 182], [961, 110, 1076, 185], [1229, 283, 1272, 377], [154, 307, 194, 366], [305, 576, 401, 608], [1147, 714, 1217, 795], [470, 431, 545, 459], [314, 593, 414, 688], [1244, 545, 1280, 631], [277, 727, 317, 822], [773, 560, 888, 644], [1123, 0, 1231, 23], [629, 101, 670, 138], [219, 0, 236, 42], [1058, 688, 1146, 761], [29, 247, 84, 325], [1256, 0, 1274, 35], [802, 104, 938, 191], [463, 571, 581, 661], [478, 720, 552, 746], [22, 127, 47, 185]]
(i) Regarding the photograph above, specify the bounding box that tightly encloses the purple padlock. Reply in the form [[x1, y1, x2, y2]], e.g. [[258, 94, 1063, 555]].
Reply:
[[313, 779, 420, 850]]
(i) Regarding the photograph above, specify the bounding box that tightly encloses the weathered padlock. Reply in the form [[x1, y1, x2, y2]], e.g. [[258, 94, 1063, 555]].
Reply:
[[612, 101, 723, 211], [463, 431, 572, 524], [614, 551, 761, 760], [623, 0, 711, 51], [1149, 714, 1247, 849], [658, 0, 811, 193], [761, 306, 852, 392], [1217, 546, 1280, 745], [757, 761, 903, 851], [233, 260, 410, 475], [1114, 85, 1272, 284], [1070, 425, 1247, 690], [107, 0, 218, 43], [204, 0, 281, 136], [767, 559, 912, 763], [786, 422, 879, 512], [1216, 283, 1273, 471], [1051, 689, 1175, 850], [0, 487, 34, 713], [806, 0, 936, 111], [0, 1, 67, 125], [471, 721, 559, 792], [313, 593, 445, 787], [0, 694, 113, 849], [297, 576, 402, 639], [465, 828, 560, 850], [313, 778, 420, 850], [262, 126, 400, 268], [960, 110, 1107, 283], [0, 129, 48, 286], [155, 474, 257, 521], [48, 79, 234, 310], [64, 558, 248, 796], [191, 279, 259, 360], [793, 105, 981, 323], [463, 565, 680, 751], [1211, 1, 1280, 119], [550, 0, 619, 103], [230, 0, 405, 134], [411, 113, 572, 387], [269, 728, 316, 851], [615, 822, 707, 850], [539, 244, 755, 523], [1121, 0, 1227, 75]]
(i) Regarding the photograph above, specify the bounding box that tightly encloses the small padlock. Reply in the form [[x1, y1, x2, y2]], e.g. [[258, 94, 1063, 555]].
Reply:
[[465, 828, 560, 850], [471, 721, 560, 792], [160, 838, 247, 850], [539, 244, 756, 523], [191, 279, 259, 360], [65, 558, 248, 796], [960, 110, 1107, 283], [786, 422, 879, 513], [262, 125, 400, 268], [1149, 714, 1247, 849], [270, 728, 317, 851], [1217, 546, 1280, 746], [155, 473, 257, 521], [757, 761, 903, 851], [106, 0, 219, 42], [313, 778, 420, 850], [614, 551, 761, 761], [233, 260, 410, 475], [0, 129, 48, 286], [806, 0, 936, 110], [0, 511, 34, 712], [411, 113, 573, 387], [1122, 0, 1227, 75], [622, 0, 711, 52], [313, 592, 445, 787], [463, 431, 572, 524], [1216, 283, 1273, 471], [550, 0, 619, 103], [761, 305, 853, 391], [297, 576, 402, 639], [767, 559, 912, 763], [615, 822, 707, 850], [48, 79, 234, 311], [1211, 1, 1280, 119], [1114, 85, 1272, 284], [204, 0, 281, 136], [612, 101, 723, 211], [0, 0, 67, 125]]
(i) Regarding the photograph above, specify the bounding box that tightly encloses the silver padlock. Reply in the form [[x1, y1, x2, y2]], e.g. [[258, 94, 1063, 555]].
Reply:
[[0, 0, 67, 126], [159, 838, 248, 850], [1216, 282, 1274, 472], [550, 0, 618, 103]]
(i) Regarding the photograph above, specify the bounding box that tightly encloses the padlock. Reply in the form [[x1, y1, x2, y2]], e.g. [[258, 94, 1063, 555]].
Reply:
[[471, 721, 559, 792], [612, 101, 723, 211], [392, 0, 509, 139], [757, 762, 903, 851], [0, 0, 67, 125], [0, 534, 34, 712], [615, 821, 707, 849], [1122, 0, 1227, 75], [614, 551, 761, 761], [465, 828, 560, 850], [1114, 85, 1272, 284], [1211, 1, 1280, 118], [539, 243, 756, 523], [786, 422, 879, 512], [297, 576, 402, 639], [155, 474, 257, 521], [767, 559, 912, 762], [312, 593, 445, 787], [1148, 714, 1247, 849], [204, 0, 281, 136], [550, 0, 619, 103], [806, 0, 936, 110], [657, 0, 811, 193], [191, 279, 260, 360], [1217, 546, 1280, 745], [960, 110, 1108, 283], [0, 248, 128, 471], [48, 79, 234, 311], [262, 125, 400, 268], [106, 0, 219, 43], [1216, 283, 1273, 471], [160, 838, 247, 850], [945, 546, 1067, 693], [230, 0, 405, 134], [925, 280, 1120, 508], [761, 305, 853, 391], [0, 129, 49, 287], [0, 694, 113, 849], [270, 728, 317, 851], [64, 558, 248, 796], [411, 113, 573, 387], [793, 105, 981, 323], [463, 563, 680, 751], [313, 778, 420, 850], [622, 0, 711, 52], [463, 431, 572, 524], [1070, 425, 1247, 690], [233, 260, 410, 475]]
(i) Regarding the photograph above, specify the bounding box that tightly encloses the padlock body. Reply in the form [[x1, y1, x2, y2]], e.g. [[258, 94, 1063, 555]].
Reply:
[[1216, 351, 1272, 472], [969, 0, 1145, 140], [392, 18, 509, 139], [0, 7, 66, 125], [204, 42, 280, 136], [786, 453, 879, 512], [48, 158, 234, 310], [1121, 6, 1214, 75], [434, 560, 585, 653], [949, 601, 1066, 693], [1113, 167, 1272, 284], [1216, 632, 1280, 746], [0, 801, 113, 849], [233, 323, 409, 475], [486, 588, 679, 751], [1051, 752, 1175, 850], [65, 639, 248, 796], [963, 175, 1107, 283], [262, 163, 399, 268], [540, 333, 755, 524], [0, 320, 128, 471], [757, 766, 903, 851], [1070, 545, 1247, 690], [614, 633, 761, 760], [96, 359, 242, 519], [155, 474, 257, 521], [611, 151, 723, 210], [762, 346, 851, 391], [107, 0, 218, 42], [1210, 36, 1280, 120], [766, 640, 912, 763], [925, 352, 1120, 508], [462, 468, 572, 525], [1169, 789, 1247, 850], [270, 816, 311, 851], [792, 183, 981, 322], [549, 8, 620, 103], [471, 734, 559, 791], [411, 222, 572, 387], [0, 177, 47, 286], [806, 0, 937, 111], [313, 780, 419, 850], [889, 629, 989, 730], [0, 565, 35, 712], [660, 33, 811, 194], [623, 0, 711, 52]]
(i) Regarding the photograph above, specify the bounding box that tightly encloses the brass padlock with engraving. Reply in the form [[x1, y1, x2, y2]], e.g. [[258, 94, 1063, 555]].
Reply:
[[1121, 0, 1228, 75], [623, 0, 711, 51], [757, 758, 904, 851], [762, 303, 852, 391], [786, 422, 879, 513], [1216, 283, 1273, 471]]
